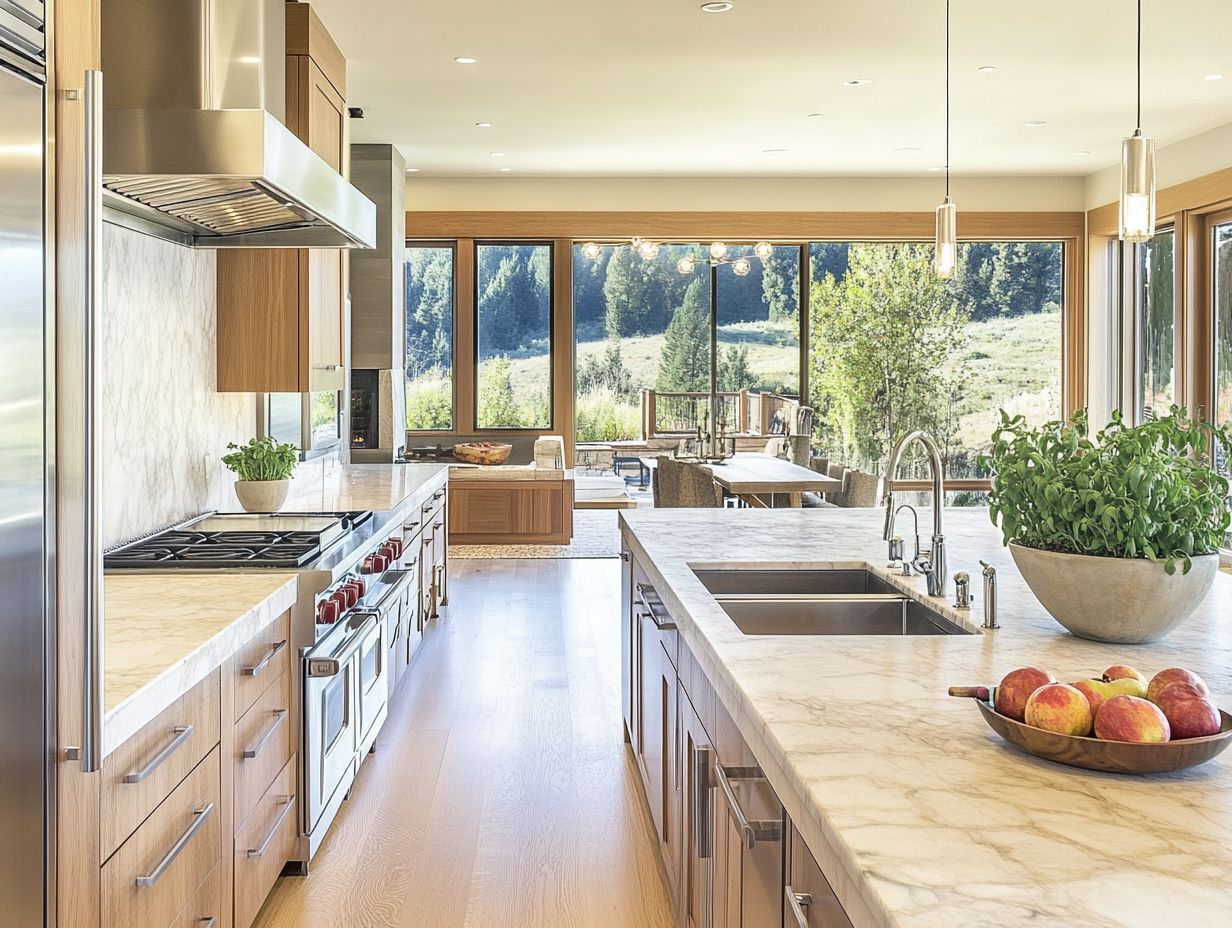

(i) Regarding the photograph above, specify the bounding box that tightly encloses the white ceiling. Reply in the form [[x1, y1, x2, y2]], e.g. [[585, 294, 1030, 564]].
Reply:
[[311, 0, 1232, 177]]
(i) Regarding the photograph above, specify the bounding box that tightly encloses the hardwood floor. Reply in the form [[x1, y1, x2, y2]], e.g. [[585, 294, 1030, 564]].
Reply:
[[253, 558, 676, 928]]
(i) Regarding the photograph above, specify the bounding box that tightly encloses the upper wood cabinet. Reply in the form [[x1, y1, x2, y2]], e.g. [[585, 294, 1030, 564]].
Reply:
[[216, 2, 348, 394]]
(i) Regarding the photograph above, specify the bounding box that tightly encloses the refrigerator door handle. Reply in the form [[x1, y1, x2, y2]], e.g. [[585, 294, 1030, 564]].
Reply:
[[69, 69, 104, 772]]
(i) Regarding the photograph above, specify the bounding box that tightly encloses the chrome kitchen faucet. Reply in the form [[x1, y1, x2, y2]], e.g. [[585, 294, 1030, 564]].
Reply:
[[881, 430, 948, 599]]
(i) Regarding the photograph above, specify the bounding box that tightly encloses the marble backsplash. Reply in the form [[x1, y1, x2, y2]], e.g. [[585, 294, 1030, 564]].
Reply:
[[101, 225, 256, 547]]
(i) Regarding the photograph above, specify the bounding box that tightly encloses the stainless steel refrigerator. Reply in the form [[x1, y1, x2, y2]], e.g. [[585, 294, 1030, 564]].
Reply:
[[0, 2, 51, 926]]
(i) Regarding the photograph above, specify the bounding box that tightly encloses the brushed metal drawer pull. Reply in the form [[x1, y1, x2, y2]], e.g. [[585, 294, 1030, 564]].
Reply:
[[785, 885, 813, 928], [247, 795, 296, 859], [199, 918, 218, 928], [635, 582, 676, 631], [242, 709, 288, 759], [241, 639, 288, 677], [713, 762, 782, 850], [123, 725, 195, 784], [135, 802, 215, 888]]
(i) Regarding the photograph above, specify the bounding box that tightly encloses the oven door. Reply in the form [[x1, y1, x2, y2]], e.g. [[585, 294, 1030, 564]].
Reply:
[[354, 612, 387, 753], [304, 615, 374, 832]]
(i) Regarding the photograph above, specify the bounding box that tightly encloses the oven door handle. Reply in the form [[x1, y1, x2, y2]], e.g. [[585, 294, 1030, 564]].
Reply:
[[370, 569, 414, 614], [306, 614, 378, 677]]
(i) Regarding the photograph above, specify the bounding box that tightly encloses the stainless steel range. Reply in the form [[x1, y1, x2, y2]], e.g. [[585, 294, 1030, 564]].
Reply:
[[104, 504, 426, 862]]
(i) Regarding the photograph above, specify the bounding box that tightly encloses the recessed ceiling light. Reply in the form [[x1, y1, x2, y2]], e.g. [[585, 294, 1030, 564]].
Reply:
[[238, 56, 262, 65], [454, 56, 477, 64], [700, 2, 735, 11], [1204, 73, 1224, 81], [498, 167, 512, 172], [807, 112, 824, 119], [405, 167, 420, 173], [1074, 150, 1090, 156], [489, 151, 505, 157], [842, 79, 873, 87], [475, 122, 493, 128], [977, 65, 997, 72], [1024, 120, 1048, 127], [927, 166, 944, 172], [894, 146, 923, 153], [761, 148, 789, 154]]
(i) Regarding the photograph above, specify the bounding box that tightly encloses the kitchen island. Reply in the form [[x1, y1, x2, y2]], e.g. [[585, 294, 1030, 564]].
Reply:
[[619, 507, 1232, 928]]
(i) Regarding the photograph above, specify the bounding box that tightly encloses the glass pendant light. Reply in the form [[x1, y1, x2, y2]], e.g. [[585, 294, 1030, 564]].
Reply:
[[1119, 0, 1156, 243], [934, 0, 957, 279], [581, 242, 602, 260], [753, 241, 774, 260]]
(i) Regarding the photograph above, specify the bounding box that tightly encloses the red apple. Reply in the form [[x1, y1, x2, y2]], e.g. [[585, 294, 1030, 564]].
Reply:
[[1024, 683, 1093, 736], [1147, 668, 1209, 704], [1093, 695, 1171, 743], [1072, 676, 1147, 714], [995, 667, 1054, 722], [1155, 682, 1223, 739], [1103, 664, 1149, 689]]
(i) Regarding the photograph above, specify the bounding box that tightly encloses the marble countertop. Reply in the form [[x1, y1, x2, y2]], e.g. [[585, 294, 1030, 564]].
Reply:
[[285, 463, 449, 513], [103, 572, 298, 757], [619, 507, 1232, 928]]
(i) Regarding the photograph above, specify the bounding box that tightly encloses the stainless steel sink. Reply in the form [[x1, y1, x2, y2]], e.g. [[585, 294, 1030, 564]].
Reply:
[[692, 568, 974, 636], [693, 568, 900, 598]]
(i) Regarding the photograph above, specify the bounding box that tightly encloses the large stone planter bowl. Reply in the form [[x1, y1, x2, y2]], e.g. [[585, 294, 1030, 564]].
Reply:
[[1009, 542, 1219, 644], [234, 479, 291, 513]]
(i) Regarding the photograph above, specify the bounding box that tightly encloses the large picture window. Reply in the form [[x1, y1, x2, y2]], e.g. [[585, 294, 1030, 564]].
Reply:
[[807, 240, 1064, 482], [1136, 228, 1176, 421], [405, 244, 455, 430], [475, 243, 553, 429], [572, 242, 802, 443], [1214, 218, 1232, 431]]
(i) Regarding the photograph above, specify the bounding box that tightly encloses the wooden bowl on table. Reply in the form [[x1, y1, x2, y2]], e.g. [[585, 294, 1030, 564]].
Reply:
[[951, 688, 1232, 774], [452, 441, 513, 466]]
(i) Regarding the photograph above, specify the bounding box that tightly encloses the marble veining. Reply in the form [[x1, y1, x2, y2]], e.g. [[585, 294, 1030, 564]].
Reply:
[[102, 225, 256, 547], [619, 507, 1232, 928], [284, 462, 449, 513], [103, 572, 297, 757]]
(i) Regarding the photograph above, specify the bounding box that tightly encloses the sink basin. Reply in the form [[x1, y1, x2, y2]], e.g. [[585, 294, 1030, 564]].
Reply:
[[693, 568, 899, 597], [716, 597, 972, 636], [692, 567, 974, 636]]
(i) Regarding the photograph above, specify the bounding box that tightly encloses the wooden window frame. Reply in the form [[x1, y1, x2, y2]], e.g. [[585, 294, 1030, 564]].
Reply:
[[472, 240, 558, 432], [404, 240, 459, 434], [405, 211, 1084, 474]]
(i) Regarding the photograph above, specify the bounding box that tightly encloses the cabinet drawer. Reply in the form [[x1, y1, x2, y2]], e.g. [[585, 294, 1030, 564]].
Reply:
[[101, 672, 221, 860], [421, 486, 446, 526], [102, 748, 222, 928], [235, 756, 298, 928], [234, 670, 293, 828], [233, 611, 291, 722], [171, 861, 223, 928], [787, 827, 854, 928]]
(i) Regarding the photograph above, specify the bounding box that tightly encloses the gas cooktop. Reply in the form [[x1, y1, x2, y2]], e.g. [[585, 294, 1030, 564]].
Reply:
[[104, 510, 373, 570]]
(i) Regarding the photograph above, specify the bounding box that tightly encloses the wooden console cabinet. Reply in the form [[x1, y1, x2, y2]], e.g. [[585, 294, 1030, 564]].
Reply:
[[447, 475, 574, 545]]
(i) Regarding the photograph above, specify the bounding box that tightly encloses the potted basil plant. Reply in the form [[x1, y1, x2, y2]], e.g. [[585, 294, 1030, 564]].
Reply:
[[983, 408, 1230, 644], [223, 436, 299, 513]]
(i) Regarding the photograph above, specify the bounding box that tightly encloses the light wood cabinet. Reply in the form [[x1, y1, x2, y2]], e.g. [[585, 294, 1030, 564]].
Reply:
[[234, 757, 298, 928], [446, 478, 574, 546], [216, 2, 349, 393]]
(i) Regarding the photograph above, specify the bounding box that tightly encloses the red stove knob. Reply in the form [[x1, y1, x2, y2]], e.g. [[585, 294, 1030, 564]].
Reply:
[[350, 577, 366, 596], [329, 590, 349, 613], [317, 599, 340, 625], [339, 583, 359, 608], [361, 554, 390, 575], [379, 542, 398, 561], [389, 537, 404, 558]]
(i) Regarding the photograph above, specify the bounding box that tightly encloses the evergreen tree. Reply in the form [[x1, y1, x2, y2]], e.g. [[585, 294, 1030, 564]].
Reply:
[[762, 249, 800, 322], [577, 342, 637, 402], [717, 344, 756, 391], [477, 356, 526, 428], [809, 242, 851, 286], [657, 279, 712, 392]]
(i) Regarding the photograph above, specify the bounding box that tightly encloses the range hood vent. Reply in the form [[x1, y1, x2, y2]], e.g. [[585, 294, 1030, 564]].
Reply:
[[101, 0, 376, 249]]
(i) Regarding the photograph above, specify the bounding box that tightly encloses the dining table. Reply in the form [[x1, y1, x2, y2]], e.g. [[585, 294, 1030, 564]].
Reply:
[[640, 452, 843, 508]]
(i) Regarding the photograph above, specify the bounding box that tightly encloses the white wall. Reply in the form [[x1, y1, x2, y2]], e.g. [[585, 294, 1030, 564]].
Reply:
[[1083, 120, 1232, 209], [407, 174, 1086, 213], [101, 225, 256, 546]]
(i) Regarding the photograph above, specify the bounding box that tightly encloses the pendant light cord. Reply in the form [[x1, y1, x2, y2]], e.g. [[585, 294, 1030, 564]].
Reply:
[[945, 0, 951, 199], [1136, 0, 1142, 130]]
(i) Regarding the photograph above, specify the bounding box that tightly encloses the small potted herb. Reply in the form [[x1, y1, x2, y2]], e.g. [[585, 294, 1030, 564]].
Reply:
[[983, 409, 1230, 643], [223, 436, 299, 513]]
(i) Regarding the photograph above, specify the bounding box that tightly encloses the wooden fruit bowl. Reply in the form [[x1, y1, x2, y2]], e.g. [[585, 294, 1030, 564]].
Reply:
[[452, 441, 513, 466], [960, 690, 1232, 774]]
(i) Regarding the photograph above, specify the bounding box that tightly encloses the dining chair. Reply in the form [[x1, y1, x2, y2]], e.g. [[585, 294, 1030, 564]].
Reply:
[[825, 461, 851, 506], [654, 455, 684, 508], [680, 461, 724, 508], [842, 470, 883, 508]]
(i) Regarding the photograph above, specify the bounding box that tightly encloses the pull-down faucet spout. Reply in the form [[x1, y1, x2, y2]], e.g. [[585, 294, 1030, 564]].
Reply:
[[881, 430, 947, 598]]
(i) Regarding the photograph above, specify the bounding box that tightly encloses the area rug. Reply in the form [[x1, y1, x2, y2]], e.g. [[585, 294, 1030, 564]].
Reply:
[[448, 509, 622, 559]]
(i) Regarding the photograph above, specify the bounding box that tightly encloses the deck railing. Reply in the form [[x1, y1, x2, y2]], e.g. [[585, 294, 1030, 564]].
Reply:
[[640, 389, 800, 439]]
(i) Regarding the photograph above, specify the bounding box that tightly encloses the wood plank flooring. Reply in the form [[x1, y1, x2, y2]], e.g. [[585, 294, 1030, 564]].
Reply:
[[253, 558, 676, 928]]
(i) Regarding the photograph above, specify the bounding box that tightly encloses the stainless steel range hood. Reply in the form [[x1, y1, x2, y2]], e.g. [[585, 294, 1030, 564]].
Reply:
[[100, 0, 376, 249]]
